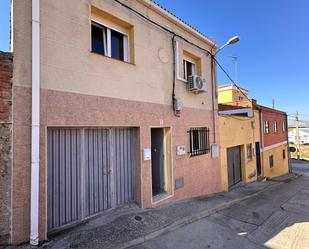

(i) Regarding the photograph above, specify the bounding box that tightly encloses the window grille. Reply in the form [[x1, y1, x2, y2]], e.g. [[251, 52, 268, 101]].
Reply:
[[188, 127, 210, 156]]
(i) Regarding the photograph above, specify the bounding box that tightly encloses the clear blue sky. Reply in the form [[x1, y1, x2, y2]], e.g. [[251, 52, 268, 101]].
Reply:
[[1, 0, 308, 122]]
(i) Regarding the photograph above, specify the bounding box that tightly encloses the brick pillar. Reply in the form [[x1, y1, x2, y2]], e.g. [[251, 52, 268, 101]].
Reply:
[[0, 51, 13, 245]]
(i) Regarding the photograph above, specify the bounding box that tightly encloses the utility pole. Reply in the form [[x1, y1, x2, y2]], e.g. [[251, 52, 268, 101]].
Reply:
[[296, 111, 300, 160]]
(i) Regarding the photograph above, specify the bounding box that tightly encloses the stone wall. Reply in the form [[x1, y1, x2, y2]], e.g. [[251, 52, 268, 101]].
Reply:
[[0, 51, 13, 245]]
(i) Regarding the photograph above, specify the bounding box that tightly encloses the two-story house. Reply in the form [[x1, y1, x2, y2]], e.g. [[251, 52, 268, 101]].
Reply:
[[2, 0, 222, 245], [218, 84, 289, 182]]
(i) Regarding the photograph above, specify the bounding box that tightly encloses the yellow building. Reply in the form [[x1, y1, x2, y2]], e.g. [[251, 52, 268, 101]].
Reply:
[[218, 84, 249, 104], [219, 106, 260, 191], [218, 84, 290, 185]]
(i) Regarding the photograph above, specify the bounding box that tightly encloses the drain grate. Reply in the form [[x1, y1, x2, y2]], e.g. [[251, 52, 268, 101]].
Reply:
[[134, 215, 143, 221]]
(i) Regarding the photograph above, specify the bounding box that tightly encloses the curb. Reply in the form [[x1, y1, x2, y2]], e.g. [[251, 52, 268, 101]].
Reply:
[[117, 182, 282, 249]]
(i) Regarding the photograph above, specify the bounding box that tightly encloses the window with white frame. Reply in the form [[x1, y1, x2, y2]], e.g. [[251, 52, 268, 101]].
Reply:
[[274, 121, 278, 133], [283, 121, 286, 132], [91, 21, 129, 62], [264, 121, 269, 134], [183, 59, 196, 80]]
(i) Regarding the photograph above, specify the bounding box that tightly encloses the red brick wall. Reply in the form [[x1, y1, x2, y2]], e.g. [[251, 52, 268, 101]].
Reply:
[[262, 108, 287, 147], [0, 52, 13, 245]]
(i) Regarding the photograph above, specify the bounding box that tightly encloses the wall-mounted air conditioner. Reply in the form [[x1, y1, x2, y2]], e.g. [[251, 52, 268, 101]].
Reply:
[[187, 75, 207, 93]]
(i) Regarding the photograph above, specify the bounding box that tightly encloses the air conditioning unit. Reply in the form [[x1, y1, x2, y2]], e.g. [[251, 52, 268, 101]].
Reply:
[[187, 75, 207, 93]]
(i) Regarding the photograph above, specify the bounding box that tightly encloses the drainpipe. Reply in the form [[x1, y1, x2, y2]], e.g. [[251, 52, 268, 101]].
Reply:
[[30, 0, 40, 245], [259, 108, 265, 177]]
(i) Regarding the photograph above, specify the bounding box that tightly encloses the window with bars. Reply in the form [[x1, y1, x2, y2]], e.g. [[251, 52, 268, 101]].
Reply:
[[188, 127, 210, 156]]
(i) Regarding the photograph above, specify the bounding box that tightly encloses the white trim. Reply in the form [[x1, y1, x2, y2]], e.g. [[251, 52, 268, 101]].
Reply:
[[219, 108, 253, 117], [30, 0, 40, 245], [106, 28, 111, 57], [123, 35, 129, 62], [183, 59, 196, 80], [136, 0, 217, 47], [218, 84, 248, 93], [175, 41, 187, 82], [91, 16, 128, 36], [260, 141, 288, 152]]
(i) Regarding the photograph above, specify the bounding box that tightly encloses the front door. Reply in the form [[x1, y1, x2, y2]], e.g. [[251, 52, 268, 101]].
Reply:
[[255, 142, 262, 176], [227, 146, 242, 188], [151, 128, 165, 197]]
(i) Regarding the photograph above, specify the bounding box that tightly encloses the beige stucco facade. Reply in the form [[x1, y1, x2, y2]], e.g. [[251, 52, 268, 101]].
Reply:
[[261, 143, 289, 178], [10, 0, 221, 244], [219, 110, 260, 191]]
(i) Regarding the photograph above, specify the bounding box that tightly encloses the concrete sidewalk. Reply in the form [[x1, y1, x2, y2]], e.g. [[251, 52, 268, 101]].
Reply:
[[9, 174, 299, 249]]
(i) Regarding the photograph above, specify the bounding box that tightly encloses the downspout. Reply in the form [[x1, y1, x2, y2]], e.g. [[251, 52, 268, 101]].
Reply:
[[259, 108, 265, 177], [30, 0, 40, 245], [286, 114, 292, 173], [210, 47, 217, 144]]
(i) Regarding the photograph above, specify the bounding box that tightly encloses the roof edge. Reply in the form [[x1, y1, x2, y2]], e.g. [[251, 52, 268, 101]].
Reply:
[[136, 0, 218, 48]]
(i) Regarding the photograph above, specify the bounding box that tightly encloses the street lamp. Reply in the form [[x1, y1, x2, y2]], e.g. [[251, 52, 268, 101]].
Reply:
[[215, 36, 240, 55]]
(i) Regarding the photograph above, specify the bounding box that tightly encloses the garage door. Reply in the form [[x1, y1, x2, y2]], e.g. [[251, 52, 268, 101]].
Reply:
[[47, 128, 135, 231], [227, 146, 242, 188]]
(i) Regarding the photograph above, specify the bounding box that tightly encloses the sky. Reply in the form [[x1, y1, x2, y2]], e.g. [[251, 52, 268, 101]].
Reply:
[[0, 0, 308, 124]]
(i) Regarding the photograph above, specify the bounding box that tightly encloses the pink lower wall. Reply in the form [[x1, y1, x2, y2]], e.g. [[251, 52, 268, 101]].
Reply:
[[11, 86, 221, 244]]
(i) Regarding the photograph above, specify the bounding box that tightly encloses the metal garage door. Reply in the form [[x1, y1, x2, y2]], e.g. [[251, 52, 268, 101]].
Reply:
[[227, 146, 242, 188], [47, 128, 135, 231]]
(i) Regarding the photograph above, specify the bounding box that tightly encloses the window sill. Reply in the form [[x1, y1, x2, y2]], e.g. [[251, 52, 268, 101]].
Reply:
[[90, 51, 136, 66]]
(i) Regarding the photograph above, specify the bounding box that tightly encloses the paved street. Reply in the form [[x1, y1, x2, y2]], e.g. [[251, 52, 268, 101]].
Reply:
[[291, 159, 309, 176], [7, 161, 309, 249], [132, 161, 309, 249]]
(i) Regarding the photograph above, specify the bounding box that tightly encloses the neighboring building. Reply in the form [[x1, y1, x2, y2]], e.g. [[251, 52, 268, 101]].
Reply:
[[257, 105, 289, 177], [0, 52, 13, 245], [219, 104, 260, 191], [218, 84, 289, 180], [218, 84, 249, 104], [4, 0, 221, 245], [289, 128, 309, 144]]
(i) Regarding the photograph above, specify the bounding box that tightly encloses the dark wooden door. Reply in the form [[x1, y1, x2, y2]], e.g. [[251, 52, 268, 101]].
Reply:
[[227, 146, 242, 187], [255, 142, 261, 175]]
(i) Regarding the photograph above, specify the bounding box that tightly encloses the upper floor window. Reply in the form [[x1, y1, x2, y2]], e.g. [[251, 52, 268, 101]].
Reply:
[[183, 60, 196, 80], [238, 96, 244, 101], [274, 121, 278, 133], [283, 121, 286, 132], [264, 121, 269, 134], [91, 21, 129, 62]]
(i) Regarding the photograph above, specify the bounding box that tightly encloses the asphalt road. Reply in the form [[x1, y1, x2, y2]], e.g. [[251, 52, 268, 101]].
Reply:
[[133, 161, 309, 249], [291, 159, 309, 176]]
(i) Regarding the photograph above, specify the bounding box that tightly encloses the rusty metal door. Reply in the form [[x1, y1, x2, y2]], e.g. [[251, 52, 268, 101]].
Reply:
[[227, 146, 242, 187], [47, 127, 135, 231]]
